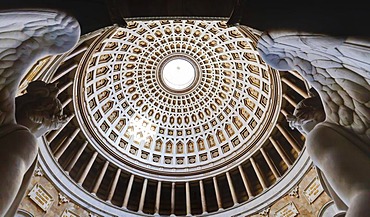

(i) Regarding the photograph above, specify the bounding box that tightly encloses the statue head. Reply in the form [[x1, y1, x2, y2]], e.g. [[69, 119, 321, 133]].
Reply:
[[15, 80, 67, 137], [25, 80, 59, 98], [286, 96, 325, 135]]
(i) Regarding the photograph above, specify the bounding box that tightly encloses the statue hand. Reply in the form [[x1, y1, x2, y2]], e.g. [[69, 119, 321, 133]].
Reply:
[[286, 114, 297, 130]]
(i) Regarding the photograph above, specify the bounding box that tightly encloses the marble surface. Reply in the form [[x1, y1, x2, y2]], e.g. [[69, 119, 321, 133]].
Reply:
[[0, 9, 79, 216], [257, 31, 370, 217]]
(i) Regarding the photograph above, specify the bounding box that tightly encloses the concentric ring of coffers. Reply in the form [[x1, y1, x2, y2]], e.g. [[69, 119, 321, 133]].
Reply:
[[74, 19, 282, 177]]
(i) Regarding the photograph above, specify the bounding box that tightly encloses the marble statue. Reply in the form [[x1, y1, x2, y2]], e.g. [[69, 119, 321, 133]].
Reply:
[[0, 9, 80, 216], [15, 80, 68, 137], [257, 31, 370, 217]]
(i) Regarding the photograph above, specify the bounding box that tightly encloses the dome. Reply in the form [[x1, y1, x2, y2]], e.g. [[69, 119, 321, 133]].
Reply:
[[74, 19, 281, 180], [29, 18, 312, 216]]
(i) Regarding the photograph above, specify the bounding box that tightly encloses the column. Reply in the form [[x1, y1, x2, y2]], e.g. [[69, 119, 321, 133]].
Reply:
[[277, 124, 300, 153], [65, 140, 88, 173], [77, 151, 98, 185], [280, 109, 289, 117], [57, 80, 73, 95], [138, 178, 148, 213], [238, 165, 253, 198], [250, 157, 267, 190], [260, 147, 280, 178], [107, 168, 121, 202], [213, 177, 223, 210], [282, 77, 309, 98], [62, 97, 72, 109], [154, 181, 161, 215], [226, 172, 238, 205], [63, 44, 88, 62], [283, 93, 298, 107], [122, 174, 134, 209], [92, 161, 109, 195], [51, 63, 78, 82], [54, 128, 80, 159], [46, 114, 75, 142], [171, 182, 175, 215], [186, 182, 191, 216], [269, 137, 292, 166], [199, 180, 207, 214]]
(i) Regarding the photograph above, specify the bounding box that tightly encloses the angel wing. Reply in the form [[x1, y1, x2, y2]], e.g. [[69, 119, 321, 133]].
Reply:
[[257, 31, 370, 143], [0, 9, 80, 126]]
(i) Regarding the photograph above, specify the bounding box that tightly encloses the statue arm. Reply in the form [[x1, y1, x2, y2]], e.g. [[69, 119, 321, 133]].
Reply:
[[316, 167, 348, 211], [0, 126, 38, 216], [4, 158, 37, 217]]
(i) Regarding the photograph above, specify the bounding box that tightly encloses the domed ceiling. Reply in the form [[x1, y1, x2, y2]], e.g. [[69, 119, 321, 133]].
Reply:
[[30, 18, 312, 216], [74, 19, 281, 178]]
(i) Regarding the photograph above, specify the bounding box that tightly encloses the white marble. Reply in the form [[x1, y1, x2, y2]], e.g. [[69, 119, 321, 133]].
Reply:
[[0, 9, 80, 217], [258, 31, 370, 217]]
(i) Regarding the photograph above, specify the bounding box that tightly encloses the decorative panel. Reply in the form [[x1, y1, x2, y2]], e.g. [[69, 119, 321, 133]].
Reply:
[[27, 183, 54, 212], [303, 176, 324, 204]]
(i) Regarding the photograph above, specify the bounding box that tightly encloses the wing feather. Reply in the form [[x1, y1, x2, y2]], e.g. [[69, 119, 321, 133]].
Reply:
[[0, 9, 80, 126], [257, 31, 370, 142]]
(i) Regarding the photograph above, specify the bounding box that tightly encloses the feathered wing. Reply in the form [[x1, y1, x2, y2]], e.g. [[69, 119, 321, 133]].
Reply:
[[257, 31, 370, 142], [0, 9, 80, 126]]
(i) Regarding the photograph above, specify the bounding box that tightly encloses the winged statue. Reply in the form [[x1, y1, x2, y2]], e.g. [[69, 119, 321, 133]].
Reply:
[[0, 9, 80, 216], [257, 31, 370, 216]]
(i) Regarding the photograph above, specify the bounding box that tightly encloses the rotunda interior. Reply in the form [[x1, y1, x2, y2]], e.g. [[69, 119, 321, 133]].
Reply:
[[3, 0, 366, 217]]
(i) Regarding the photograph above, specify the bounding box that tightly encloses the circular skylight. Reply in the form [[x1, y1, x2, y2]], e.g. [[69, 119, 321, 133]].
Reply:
[[162, 58, 195, 90]]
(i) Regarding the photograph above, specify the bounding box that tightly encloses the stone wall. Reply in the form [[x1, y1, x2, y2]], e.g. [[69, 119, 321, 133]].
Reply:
[[249, 166, 332, 217], [18, 165, 100, 217]]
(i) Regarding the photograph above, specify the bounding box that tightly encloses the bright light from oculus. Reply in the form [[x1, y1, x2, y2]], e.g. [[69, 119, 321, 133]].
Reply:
[[162, 59, 195, 90]]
